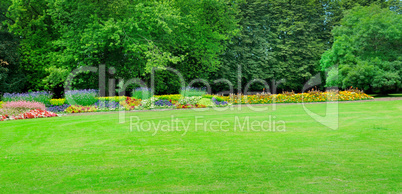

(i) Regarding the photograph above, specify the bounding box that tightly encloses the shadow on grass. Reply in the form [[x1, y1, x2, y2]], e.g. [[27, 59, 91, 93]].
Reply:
[[368, 93, 402, 98]]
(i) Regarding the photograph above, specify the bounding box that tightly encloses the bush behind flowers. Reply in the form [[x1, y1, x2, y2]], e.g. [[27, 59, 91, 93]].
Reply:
[[181, 87, 206, 97], [65, 89, 98, 106], [97, 96, 127, 102], [132, 87, 152, 100]]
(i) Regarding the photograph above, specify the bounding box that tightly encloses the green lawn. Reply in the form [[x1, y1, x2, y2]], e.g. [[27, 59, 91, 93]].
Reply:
[[1, 100, 401, 193]]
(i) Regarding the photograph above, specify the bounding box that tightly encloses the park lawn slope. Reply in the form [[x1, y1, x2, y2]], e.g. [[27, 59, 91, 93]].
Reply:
[[0, 100, 401, 192]]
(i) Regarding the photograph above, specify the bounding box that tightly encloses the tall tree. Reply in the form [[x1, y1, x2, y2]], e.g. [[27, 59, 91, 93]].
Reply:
[[320, 5, 402, 93], [6, 0, 240, 94], [219, 0, 331, 93], [0, 0, 25, 94]]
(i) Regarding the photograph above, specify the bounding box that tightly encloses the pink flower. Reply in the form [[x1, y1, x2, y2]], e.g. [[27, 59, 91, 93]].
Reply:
[[2, 101, 46, 110]]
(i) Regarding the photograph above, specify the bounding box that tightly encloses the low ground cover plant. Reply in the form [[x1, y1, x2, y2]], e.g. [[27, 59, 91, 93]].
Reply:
[[47, 104, 71, 113], [178, 96, 202, 106], [197, 98, 213, 107], [50, 98, 66, 106], [65, 105, 97, 113]]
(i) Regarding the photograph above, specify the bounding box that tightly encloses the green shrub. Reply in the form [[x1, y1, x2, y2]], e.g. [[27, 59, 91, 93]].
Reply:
[[154, 94, 182, 102], [181, 87, 206, 97], [65, 89, 98, 106], [50, 98, 66, 106], [198, 98, 213, 107], [132, 87, 152, 100], [178, 96, 202, 105]]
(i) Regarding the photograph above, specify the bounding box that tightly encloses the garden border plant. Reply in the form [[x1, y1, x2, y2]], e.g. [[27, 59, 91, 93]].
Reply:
[[0, 88, 375, 121]]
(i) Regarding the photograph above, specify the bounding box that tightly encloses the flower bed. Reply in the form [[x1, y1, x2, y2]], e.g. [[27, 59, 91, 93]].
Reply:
[[154, 94, 181, 103], [2, 89, 373, 118], [222, 90, 373, 104], [120, 97, 142, 110], [65, 105, 97, 113], [3, 101, 46, 110], [0, 109, 58, 121], [50, 98, 66, 106], [97, 96, 127, 102], [47, 104, 71, 113], [2, 91, 52, 105]]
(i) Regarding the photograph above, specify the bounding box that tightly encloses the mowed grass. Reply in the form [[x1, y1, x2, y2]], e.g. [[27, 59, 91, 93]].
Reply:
[[0, 101, 401, 193]]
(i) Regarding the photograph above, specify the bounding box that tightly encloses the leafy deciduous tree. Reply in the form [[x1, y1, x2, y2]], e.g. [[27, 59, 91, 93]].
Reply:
[[320, 5, 401, 93]]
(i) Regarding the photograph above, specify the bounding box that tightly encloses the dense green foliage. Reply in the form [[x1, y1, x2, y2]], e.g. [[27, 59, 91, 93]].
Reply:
[[0, 0, 400, 95], [4, 0, 240, 94], [0, 31, 25, 93], [220, 0, 333, 92], [320, 5, 402, 93], [0, 0, 25, 93], [131, 87, 152, 100]]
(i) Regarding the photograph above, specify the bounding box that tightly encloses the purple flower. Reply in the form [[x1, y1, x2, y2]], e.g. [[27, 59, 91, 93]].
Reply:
[[2, 91, 52, 105], [212, 98, 228, 106], [47, 104, 71, 113], [95, 100, 120, 109], [154, 100, 173, 107]]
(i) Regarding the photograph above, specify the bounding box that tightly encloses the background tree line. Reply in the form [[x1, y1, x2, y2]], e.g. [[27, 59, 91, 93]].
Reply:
[[0, 0, 400, 96]]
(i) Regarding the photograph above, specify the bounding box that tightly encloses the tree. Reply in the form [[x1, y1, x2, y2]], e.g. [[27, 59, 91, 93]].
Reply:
[[5, 0, 240, 94], [219, 0, 332, 93], [0, 0, 25, 94], [320, 5, 402, 93]]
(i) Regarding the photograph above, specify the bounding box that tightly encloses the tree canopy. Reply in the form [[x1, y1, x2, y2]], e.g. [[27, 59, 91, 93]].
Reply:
[[0, 0, 400, 95], [320, 4, 402, 93]]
